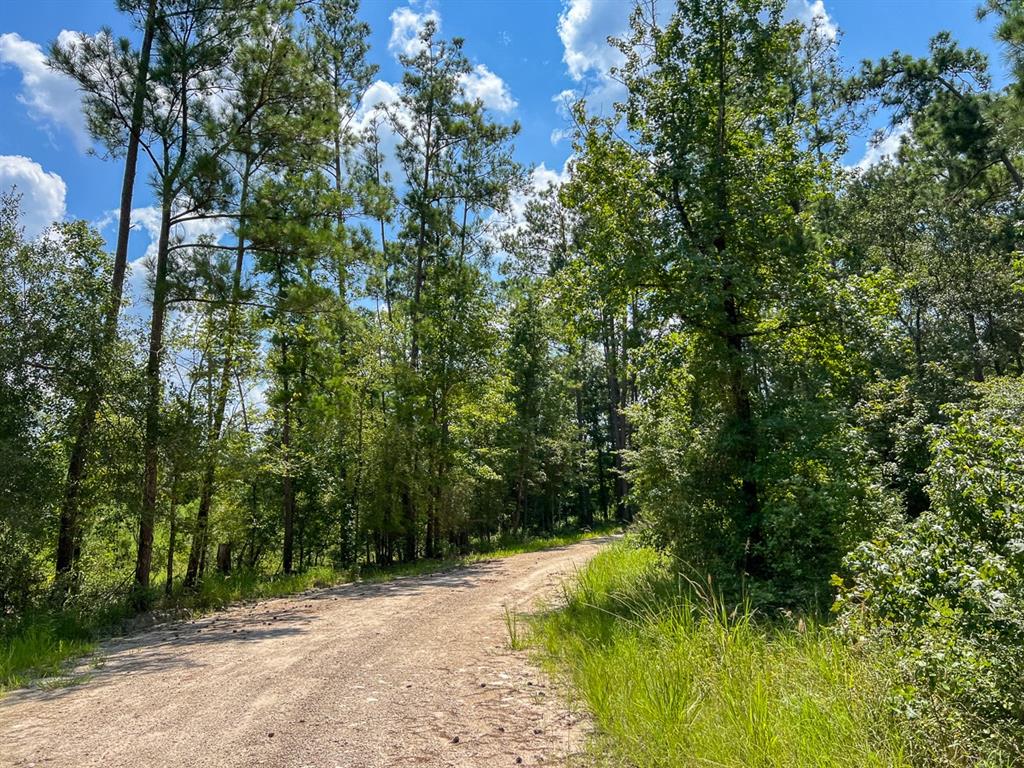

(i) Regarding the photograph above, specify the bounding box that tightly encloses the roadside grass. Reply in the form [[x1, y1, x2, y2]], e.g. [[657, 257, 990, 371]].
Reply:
[[532, 541, 910, 768], [0, 523, 617, 692], [0, 616, 96, 691]]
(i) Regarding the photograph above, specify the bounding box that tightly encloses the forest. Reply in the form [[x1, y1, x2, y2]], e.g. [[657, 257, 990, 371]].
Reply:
[[1, 0, 1023, 765]]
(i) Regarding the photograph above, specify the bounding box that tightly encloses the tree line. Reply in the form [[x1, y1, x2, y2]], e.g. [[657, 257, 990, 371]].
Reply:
[[2, 0, 632, 611]]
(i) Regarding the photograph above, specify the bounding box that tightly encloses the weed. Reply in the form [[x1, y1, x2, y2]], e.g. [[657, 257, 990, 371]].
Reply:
[[504, 604, 526, 650], [533, 542, 910, 768]]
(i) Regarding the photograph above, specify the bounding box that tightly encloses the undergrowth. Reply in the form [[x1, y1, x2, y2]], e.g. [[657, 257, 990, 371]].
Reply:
[[533, 541, 911, 768]]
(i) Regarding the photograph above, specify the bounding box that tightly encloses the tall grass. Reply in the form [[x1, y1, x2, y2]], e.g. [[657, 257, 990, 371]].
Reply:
[[0, 617, 95, 690], [0, 523, 617, 692], [534, 542, 910, 768]]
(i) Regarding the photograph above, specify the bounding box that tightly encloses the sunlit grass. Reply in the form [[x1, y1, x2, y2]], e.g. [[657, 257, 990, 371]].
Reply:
[[0, 618, 95, 690], [533, 542, 910, 768]]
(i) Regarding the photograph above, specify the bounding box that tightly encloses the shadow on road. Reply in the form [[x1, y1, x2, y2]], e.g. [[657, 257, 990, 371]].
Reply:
[[0, 537, 613, 708]]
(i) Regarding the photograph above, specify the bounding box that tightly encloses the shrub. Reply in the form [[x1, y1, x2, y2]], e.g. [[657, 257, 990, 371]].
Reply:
[[630, 378, 899, 606], [838, 377, 1024, 765]]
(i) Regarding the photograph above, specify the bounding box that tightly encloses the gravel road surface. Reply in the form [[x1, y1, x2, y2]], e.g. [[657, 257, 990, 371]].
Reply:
[[0, 537, 610, 768]]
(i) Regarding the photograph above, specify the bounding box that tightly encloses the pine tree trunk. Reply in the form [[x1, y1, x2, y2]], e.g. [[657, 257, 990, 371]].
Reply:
[[134, 196, 173, 605], [281, 337, 295, 575], [968, 312, 985, 382], [165, 480, 177, 597], [55, 0, 158, 584], [184, 157, 251, 589]]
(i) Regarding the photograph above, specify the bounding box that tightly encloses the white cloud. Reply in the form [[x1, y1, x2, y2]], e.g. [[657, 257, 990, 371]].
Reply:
[[789, 0, 838, 41], [354, 79, 403, 127], [388, 6, 517, 116], [388, 6, 440, 58], [506, 160, 571, 229], [554, 0, 631, 119], [530, 161, 570, 192], [459, 64, 517, 113], [351, 65, 517, 192], [129, 205, 233, 261], [557, 0, 628, 82], [854, 125, 909, 170], [0, 155, 67, 238], [0, 31, 90, 152], [352, 79, 405, 185], [550, 127, 574, 146]]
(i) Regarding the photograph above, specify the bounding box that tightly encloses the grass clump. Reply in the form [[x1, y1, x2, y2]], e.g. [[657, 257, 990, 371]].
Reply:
[[534, 541, 910, 768], [0, 616, 95, 690]]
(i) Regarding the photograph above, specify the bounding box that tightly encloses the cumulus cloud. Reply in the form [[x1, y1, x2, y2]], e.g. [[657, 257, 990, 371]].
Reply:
[[550, 127, 574, 146], [354, 79, 403, 127], [505, 160, 571, 230], [352, 65, 517, 194], [459, 64, 517, 113], [0, 155, 67, 238], [388, 6, 440, 58], [0, 31, 90, 152], [554, 0, 837, 123], [123, 205, 234, 308], [557, 0, 630, 82], [350, 79, 405, 185], [789, 0, 838, 41], [854, 125, 909, 170], [554, 0, 631, 119], [387, 6, 516, 114], [529, 161, 570, 192]]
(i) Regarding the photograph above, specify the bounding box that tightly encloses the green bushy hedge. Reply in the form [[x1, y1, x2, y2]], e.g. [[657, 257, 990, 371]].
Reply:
[[838, 378, 1024, 766]]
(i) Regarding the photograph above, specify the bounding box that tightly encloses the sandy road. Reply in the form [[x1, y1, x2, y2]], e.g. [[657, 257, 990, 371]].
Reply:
[[0, 538, 610, 768]]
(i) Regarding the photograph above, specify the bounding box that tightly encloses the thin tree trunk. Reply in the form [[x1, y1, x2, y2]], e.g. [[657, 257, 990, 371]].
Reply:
[[574, 376, 592, 527], [602, 313, 627, 521], [724, 286, 763, 578], [165, 476, 177, 597], [986, 312, 1003, 376], [281, 336, 295, 574], [184, 155, 252, 589], [55, 0, 158, 582], [134, 195, 173, 604], [968, 311, 985, 382]]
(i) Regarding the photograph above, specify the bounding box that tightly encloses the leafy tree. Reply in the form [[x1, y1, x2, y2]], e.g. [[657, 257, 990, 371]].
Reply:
[[0, 195, 112, 610]]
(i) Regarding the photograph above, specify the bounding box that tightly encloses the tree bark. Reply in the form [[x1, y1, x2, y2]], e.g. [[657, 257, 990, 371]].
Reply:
[[184, 155, 251, 589], [133, 195, 173, 604], [724, 286, 764, 579], [55, 0, 158, 582], [281, 336, 295, 574], [968, 311, 985, 382], [216, 542, 232, 574], [165, 478, 177, 597]]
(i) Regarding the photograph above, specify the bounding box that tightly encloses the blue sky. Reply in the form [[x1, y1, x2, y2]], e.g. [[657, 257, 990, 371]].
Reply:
[[0, 0, 1006, 263]]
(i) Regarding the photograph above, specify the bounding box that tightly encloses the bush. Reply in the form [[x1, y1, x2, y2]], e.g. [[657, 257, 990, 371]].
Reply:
[[838, 377, 1024, 766]]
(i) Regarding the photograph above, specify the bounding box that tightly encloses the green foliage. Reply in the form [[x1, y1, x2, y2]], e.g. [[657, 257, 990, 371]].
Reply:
[[535, 542, 910, 768], [0, 194, 113, 611], [4, 2, 1024, 761], [838, 378, 1024, 765]]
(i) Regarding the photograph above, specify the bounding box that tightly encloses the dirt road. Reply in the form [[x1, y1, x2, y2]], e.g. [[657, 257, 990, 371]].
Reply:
[[0, 538, 610, 768]]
